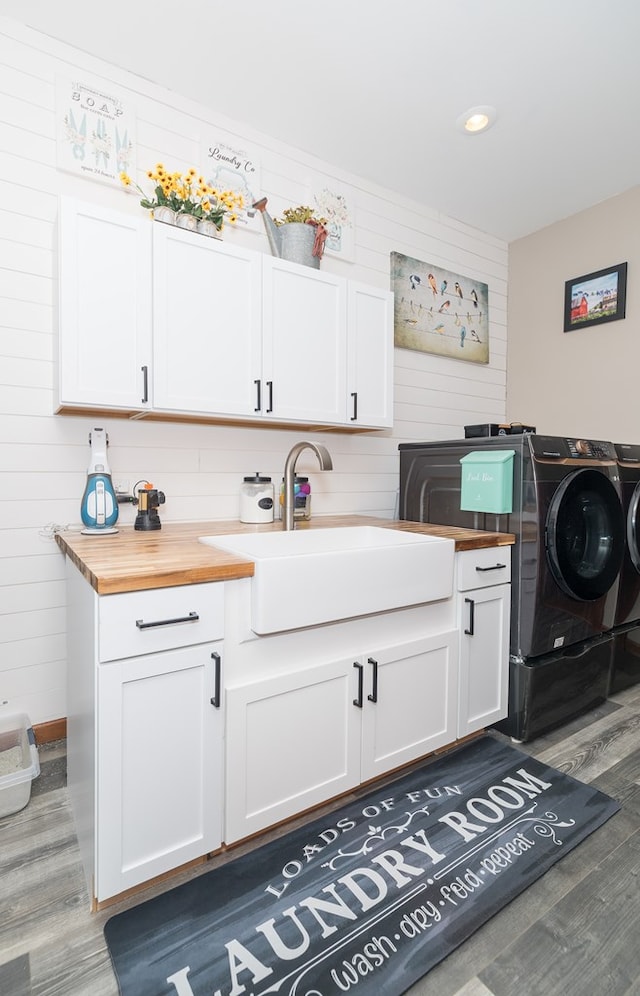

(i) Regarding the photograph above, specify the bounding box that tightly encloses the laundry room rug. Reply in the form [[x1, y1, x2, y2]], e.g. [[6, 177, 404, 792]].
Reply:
[[104, 735, 619, 996]]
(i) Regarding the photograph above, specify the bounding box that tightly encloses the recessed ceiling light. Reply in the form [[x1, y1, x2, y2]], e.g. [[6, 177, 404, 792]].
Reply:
[[456, 105, 497, 135]]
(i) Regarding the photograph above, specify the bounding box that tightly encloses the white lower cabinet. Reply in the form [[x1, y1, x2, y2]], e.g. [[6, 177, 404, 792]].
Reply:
[[64, 541, 511, 904], [359, 633, 459, 781], [224, 631, 458, 843], [65, 561, 225, 905], [97, 642, 223, 900], [456, 548, 511, 738], [225, 657, 361, 843]]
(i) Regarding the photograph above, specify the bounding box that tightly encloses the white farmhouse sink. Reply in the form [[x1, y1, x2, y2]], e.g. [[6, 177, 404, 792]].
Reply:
[[199, 526, 454, 634]]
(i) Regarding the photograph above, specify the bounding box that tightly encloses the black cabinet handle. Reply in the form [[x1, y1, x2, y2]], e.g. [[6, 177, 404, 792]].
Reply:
[[353, 662, 364, 708], [210, 651, 221, 708], [254, 379, 261, 412], [350, 392, 358, 421], [464, 597, 475, 636], [266, 380, 273, 413], [367, 657, 378, 702], [135, 611, 199, 630], [141, 365, 149, 404], [475, 563, 507, 572]]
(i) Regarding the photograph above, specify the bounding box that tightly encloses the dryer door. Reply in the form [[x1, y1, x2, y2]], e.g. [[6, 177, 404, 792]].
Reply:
[[627, 480, 640, 572], [545, 469, 624, 600]]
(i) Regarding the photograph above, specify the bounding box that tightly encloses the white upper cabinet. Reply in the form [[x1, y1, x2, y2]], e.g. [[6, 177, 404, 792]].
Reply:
[[152, 224, 262, 416], [262, 257, 347, 424], [58, 197, 152, 411], [347, 281, 394, 428], [58, 198, 393, 429]]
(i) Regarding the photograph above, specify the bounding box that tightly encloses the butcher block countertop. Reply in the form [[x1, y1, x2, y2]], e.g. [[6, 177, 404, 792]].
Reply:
[[55, 515, 515, 595]]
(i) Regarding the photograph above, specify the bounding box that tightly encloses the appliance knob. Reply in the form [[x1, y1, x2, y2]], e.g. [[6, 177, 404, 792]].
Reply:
[[575, 439, 590, 455]]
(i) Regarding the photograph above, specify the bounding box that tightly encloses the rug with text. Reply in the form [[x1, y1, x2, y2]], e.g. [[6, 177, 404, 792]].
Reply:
[[104, 734, 619, 996]]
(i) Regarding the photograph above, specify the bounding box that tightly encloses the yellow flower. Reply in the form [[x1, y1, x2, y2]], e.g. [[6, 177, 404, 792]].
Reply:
[[121, 162, 242, 228]]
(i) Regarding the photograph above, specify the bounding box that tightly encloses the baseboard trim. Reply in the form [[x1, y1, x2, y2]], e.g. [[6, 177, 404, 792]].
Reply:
[[34, 718, 67, 744]]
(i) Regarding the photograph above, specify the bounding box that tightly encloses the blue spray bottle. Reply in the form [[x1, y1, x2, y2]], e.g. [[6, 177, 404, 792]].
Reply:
[[80, 428, 119, 533]]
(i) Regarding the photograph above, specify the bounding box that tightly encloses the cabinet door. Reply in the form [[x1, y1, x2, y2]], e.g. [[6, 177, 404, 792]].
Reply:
[[97, 642, 223, 901], [347, 282, 394, 428], [458, 584, 510, 738], [153, 224, 262, 415], [262, 257, 347, 424], [225, 657, 360, 843], [360, 632, 458, 782], [58, 197, 152, 410]]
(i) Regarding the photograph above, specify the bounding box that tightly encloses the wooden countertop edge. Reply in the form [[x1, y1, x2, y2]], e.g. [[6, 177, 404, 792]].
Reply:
[[55, 517, 515, 594]]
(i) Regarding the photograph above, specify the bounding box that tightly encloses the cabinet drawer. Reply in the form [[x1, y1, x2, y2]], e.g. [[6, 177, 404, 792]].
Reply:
[[456, 547, 511, 591], [98, 583, 224, 661]]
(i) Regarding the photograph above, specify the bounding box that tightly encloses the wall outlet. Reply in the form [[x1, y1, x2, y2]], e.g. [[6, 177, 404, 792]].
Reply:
[[114, 480, 130, 496]]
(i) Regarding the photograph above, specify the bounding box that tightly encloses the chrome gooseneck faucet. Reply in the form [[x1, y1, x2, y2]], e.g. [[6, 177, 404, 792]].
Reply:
[[282, 441, 333, 530]]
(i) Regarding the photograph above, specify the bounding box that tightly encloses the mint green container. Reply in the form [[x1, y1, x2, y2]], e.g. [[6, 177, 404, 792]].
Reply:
[[460, 450, 515, 514]]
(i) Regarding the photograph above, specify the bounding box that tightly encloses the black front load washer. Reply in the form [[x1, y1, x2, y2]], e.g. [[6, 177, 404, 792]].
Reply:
[[399, 433, 625, 740]]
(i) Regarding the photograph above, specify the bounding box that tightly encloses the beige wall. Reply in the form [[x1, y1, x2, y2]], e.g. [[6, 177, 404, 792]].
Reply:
[[507, 186, 640, 442]]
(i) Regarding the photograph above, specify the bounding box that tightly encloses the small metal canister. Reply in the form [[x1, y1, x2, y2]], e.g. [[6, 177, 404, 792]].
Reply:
[[240, 473, 274, 523]]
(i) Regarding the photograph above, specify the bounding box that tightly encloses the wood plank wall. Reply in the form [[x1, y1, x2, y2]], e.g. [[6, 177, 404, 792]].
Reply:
[[0, 16, 508, 725]]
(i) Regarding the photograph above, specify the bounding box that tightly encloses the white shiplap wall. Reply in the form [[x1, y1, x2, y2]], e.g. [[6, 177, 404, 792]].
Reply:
[[0, 17, 508, 724]]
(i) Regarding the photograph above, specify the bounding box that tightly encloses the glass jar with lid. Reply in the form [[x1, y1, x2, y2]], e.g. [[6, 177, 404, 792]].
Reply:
[[240, 473, 274, 523]]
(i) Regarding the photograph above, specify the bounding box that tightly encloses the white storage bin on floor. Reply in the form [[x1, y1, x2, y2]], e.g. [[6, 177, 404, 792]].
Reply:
[[0, 712, 40, 818]]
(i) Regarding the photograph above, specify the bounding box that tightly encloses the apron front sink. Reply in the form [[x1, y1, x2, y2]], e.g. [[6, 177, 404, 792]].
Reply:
[[199, 526, 454, 633]]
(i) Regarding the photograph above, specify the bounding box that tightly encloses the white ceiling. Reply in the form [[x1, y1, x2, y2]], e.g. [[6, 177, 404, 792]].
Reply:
[[5, 0, 640, 242]]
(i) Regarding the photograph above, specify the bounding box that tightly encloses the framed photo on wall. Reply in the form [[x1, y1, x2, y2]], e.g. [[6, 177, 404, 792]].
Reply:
[[563, 262, 627, 332]]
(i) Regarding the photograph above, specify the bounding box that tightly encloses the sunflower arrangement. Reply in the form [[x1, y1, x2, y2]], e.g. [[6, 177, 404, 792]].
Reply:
[[120, 164, 244, 230]]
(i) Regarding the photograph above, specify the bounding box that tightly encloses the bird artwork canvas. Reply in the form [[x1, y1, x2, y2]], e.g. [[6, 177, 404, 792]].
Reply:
[[390, 251, 489, 363]]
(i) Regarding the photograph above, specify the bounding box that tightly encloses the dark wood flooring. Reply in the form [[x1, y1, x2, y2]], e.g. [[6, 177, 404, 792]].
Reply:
[[2, 683, 639, 995]]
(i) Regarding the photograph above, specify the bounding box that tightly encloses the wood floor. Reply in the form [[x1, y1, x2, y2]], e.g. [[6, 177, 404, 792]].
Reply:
[[2, 683, 640, 996]]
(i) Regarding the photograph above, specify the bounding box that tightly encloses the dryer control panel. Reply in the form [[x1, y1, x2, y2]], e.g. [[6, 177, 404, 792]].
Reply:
[[529, 435, 616, 462], [614, 442, 640, 464]]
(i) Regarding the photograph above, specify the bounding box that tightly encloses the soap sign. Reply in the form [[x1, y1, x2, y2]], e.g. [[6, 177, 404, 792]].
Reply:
[[55, 74, 137, 185]]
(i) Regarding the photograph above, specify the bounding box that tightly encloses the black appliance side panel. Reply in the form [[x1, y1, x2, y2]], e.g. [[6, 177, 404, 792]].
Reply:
[[398, 434, 525, 530]]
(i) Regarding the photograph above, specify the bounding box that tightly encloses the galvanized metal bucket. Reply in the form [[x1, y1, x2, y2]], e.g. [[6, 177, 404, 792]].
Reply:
[[277, 222, 320, 269]]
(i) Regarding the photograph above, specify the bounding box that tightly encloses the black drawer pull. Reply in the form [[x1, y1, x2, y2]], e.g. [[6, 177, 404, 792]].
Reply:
[[210, 651, 221, 708], [475, 563, 507, 572], [136, 611, 199, 630], [353, 662, 364, 708], [464, 597, 475, 636], [350, 392, 358, 421], [367, 657, 378, 703], [254, 379, 261, 412]]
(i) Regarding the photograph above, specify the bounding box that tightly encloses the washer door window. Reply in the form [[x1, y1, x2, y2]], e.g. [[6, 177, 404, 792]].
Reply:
[[546, 469, 624, 600], [627, 481, 640, 572]]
